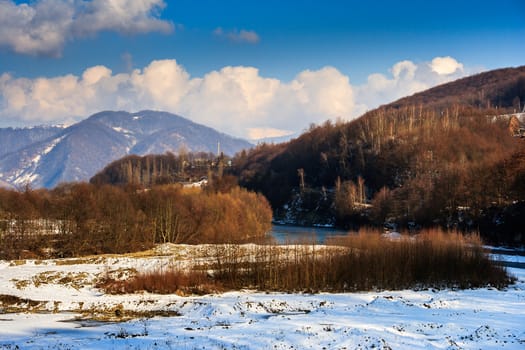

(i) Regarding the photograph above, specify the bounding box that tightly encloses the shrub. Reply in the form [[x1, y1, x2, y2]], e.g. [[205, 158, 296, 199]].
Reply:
[[98, 269, 221, 296], [0, 183, 273, 259], [98, 228, 513, 295]]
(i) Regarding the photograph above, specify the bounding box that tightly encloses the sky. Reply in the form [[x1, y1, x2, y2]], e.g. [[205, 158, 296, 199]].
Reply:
[[0, 0, 524, 140]]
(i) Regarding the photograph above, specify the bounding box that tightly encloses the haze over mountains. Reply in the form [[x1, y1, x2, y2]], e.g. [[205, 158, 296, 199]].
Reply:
[[0, 110, 252, 189]]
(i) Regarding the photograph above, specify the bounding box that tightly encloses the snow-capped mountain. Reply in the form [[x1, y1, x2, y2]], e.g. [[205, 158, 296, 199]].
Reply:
[[0, 125, 66, 159], [0, 110, 252, 189]]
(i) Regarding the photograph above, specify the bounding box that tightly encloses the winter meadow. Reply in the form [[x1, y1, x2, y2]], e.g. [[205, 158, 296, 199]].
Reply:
[[1, 1, 525, 349]]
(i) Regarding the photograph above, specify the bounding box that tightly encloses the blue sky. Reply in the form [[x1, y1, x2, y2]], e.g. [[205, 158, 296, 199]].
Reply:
[[0, 0, 524, 139]]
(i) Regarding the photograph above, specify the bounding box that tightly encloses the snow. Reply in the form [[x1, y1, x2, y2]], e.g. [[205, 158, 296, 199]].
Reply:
[[491, 253, 525, 264], [182, 179, 208, 188], [111, 126, 134, 135], [381, 231, 403, 240], [0, 245, 524, 349], [9, 135, 66, 186], [486, 246, 525, 268]]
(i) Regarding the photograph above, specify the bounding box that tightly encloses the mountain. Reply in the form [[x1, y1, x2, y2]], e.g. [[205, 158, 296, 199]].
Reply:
[[0, 125, 65, 158], [233, 66, 525, 245], [251, 132, 300, 145], [0, 110, 252, 189]]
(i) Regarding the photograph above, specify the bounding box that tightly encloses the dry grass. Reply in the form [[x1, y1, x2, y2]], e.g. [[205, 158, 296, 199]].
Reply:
[[98, 269, 221, 296], [8, 260, 27, 266], [0, 294, 46, 313], [54, 258, 100, 265], [11, 278, 31, 290], [98, 228, 512, 295], [319, 228, 506, 291]]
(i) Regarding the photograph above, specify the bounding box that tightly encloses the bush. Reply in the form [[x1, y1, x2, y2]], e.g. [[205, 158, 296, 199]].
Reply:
[[98, 228, 513, 295], [0, 183, 273, 259], [98, 269, 220, 296]]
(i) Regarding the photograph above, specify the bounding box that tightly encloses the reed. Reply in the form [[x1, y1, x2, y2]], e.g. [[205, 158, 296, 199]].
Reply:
[[98, 269, 220, 295], [98, 228, 512, 295]]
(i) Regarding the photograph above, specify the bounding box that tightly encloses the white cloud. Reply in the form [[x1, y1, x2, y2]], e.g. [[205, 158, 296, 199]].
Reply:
[[247, 127, 294, 140], [213, 27, 260, 44], [0, 57, 475, 139], [82, 65, 112, 85], [391, 60, 417, 79], [0, 0, 173, 57], [0, 60, 354, 138], [430, 56, 464, 75], [71, 0, 172, 36], [356, 57, 473, 112]]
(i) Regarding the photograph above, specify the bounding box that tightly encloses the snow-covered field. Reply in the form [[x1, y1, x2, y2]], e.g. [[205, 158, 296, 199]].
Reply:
[[1, 244, 524, 349]]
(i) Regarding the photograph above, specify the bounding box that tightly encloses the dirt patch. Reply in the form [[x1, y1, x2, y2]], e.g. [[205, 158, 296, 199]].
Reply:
[[75, 304, 182, 322], [0, 294, 46, 313], [31, 271, 92, 290], [55, 258, 100, 266], [10, 279, 31, 290]]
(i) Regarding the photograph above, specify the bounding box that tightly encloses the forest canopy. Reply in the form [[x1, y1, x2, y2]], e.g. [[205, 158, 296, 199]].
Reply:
[[233, 107, 525, 245], [0, 183, 272, 259]]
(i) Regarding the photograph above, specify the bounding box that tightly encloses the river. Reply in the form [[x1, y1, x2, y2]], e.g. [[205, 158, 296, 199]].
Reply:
[[269, 224, 350, 244]]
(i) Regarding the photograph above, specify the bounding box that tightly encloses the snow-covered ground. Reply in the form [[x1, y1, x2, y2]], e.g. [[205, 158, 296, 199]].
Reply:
[[1, 244, 524, 349], [488, 246, 525, 268]]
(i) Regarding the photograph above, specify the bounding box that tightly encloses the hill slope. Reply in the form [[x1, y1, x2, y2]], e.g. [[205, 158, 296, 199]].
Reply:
[[0, 126, 65, 159], [0, 110, 252, 188], [388, 66, 525, 110], [234, 66, 525, 244]]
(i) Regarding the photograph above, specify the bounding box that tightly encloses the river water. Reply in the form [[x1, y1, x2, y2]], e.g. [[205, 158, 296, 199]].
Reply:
[[269, 224, 350, 244], [269, 225, 525, 269]]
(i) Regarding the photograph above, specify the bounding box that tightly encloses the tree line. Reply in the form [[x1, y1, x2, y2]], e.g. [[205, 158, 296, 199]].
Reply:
[[0, 182, 272, 259], [233, 105, 525, 245], [90, 151, 228, 187], [99, 228, 511, 295]]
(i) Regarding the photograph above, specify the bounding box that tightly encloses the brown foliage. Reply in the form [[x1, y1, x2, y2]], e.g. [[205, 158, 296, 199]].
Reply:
[[97, 228, 512, 295], [234, 66, 525, 244], [98, 269, 218, 295], [90, 152, 227, 187], [0, 183, 272, 259], [389, 66, 525, 111], [235, 103, 523, 243]]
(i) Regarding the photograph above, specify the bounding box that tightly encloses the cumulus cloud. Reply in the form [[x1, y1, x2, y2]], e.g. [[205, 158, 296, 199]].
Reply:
[[0, 57, 475, 140], [0, 0, 173, 57], [355, 57, 473, 113], [430, 56, 464, 75], [213, 27, 260, 44], [0, 60, 355, 139]]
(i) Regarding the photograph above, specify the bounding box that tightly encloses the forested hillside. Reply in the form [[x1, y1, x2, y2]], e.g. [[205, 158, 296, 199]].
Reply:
[[0, 110, 251, 189], [234, 66, 525, 245], [90, 152, 225, 187], [388, 66, 525, 110]]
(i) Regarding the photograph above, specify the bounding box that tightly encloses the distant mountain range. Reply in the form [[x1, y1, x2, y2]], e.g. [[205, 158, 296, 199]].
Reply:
[[0, 110, 252, 189]]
